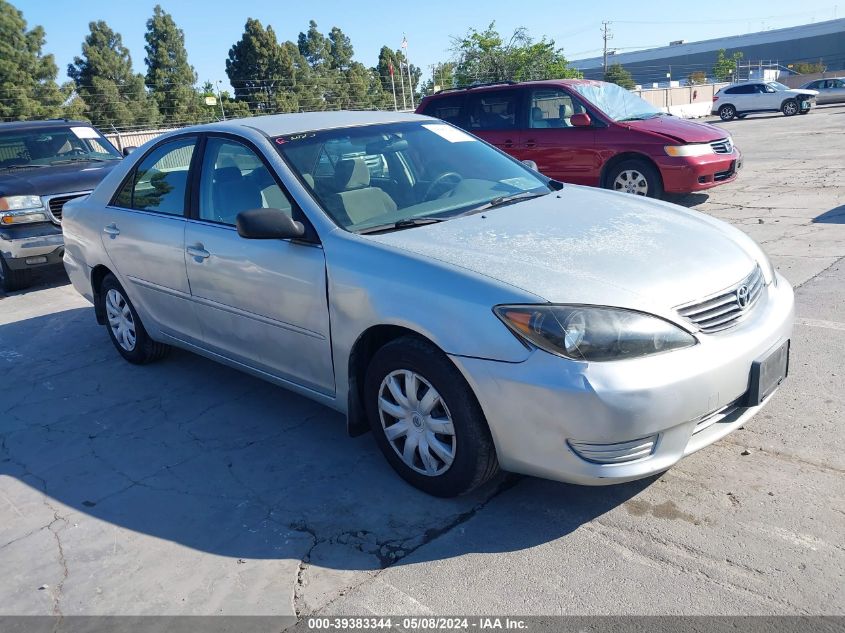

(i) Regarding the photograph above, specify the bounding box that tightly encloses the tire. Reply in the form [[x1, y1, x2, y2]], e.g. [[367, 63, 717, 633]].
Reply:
[[100, 274, 170, 364], [718, 104, 736, 121], [782, 99, 799, 116], [605, 159, 663, 199], [0, 255, 34, 293], [364, 336, 499, 497]]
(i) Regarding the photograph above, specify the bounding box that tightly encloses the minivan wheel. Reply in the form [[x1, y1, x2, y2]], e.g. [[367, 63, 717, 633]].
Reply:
[[718, 104, 736, 120], [364, 336, 499, 497], [782, 99, 799, 116], [606, 159, 663, 198], [0, 255, 34, 293], [100, 274, 170, 364]]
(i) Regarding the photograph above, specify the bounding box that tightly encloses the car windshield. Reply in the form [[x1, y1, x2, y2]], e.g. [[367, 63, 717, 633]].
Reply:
[[274, 121, 551, 233], [0, 126, 121, 170], [569, 82, 665, 122], [767, 82, 790, 91]]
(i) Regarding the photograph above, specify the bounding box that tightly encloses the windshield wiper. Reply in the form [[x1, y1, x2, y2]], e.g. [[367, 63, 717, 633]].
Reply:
[[460, 190, 551, 216], [0, 163, 48, 170], [49, 157, 108, 165], [357, 217, 446, 235]]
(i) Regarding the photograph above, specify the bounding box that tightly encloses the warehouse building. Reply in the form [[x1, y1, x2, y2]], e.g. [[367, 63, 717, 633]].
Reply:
[[573, 18, 845, 86]]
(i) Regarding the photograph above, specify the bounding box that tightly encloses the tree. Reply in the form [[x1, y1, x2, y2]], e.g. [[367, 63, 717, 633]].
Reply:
[[377, 46, 421, 107], [792, 60, 826, 74], [328, 26, 354, 71], [144, 5, 200, 125], [713, 49, 743, 82], [297, 20, 330, 68], [0, 0, 64, 120], [603, 63, 635, 89], [421, 62, 456, 95], [68, 21, 160, 128], [687, 70, 707, 85], [226, 18, 298, 113]]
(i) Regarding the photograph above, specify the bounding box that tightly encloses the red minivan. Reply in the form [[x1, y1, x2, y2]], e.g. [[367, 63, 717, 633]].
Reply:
[[416, 79, 742, 198]]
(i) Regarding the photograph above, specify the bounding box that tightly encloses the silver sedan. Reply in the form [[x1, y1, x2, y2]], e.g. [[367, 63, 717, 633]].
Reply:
[[800, 77, 845, 105], [62, 112, 794, 497]]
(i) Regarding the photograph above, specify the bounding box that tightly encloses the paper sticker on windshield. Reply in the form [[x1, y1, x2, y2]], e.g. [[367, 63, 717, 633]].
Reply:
[[422, 124, 475, 143], [70, 126, 100, 139], [501, 177, 541, 191]]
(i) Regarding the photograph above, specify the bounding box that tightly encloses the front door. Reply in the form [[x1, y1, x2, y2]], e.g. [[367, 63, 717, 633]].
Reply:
[[518, 88, 599, 185], [101, 136, 202, 340], [184, 136, 334, 394]]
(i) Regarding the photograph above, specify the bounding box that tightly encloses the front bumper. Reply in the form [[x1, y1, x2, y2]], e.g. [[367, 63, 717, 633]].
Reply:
[[0, 223, 64, 270], [657, 149, 742, 193], [450, 274, 794, 485]]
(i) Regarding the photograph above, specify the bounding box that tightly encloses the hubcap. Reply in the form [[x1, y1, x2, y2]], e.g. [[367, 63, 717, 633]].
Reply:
[[105, 289, 137, 352], [785, 102, 797, 115], [377, 370, 456, 477], [613, 170, 649, 195]]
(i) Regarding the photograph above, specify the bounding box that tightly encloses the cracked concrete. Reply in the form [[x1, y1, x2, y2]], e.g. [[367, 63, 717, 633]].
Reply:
[[1, 105, 843, 619]]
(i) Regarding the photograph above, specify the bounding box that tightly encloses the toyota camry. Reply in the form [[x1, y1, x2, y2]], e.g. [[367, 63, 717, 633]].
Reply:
[[61, 111, 794, 497]]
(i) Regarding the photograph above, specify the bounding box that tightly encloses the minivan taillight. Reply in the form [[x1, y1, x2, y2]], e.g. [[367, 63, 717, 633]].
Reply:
[[712, 95, 719, 101]]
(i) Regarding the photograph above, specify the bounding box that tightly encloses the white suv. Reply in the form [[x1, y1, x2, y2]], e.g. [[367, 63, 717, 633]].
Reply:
[[712, 81, 818, 120]]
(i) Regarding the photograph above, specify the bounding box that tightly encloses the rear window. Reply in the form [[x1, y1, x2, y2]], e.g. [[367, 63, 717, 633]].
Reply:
[[465, 89, 520, 130], [421, 94, 466, 127]]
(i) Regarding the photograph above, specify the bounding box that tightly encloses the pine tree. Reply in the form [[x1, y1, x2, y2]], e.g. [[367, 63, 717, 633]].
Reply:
[[0, 0, 64, 121], [68, 21, 160, 129], [603, 63, 635, 89], [144, 5, 199, 125]]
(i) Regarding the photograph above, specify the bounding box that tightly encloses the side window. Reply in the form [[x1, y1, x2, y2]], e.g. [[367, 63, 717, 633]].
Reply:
[[198, 137, 293, 226], [465, 90, 519, 131], [421, 95, 467, 128], [835, 80, 845, 88], [114, 137, 195, 215], [529, 89, 585, 128]]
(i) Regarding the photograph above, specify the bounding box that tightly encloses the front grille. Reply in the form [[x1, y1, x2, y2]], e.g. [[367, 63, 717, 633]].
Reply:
[[42, 192, 90, 224], [710, 138, 733, 154], [714, 162, 736, 181], [568, 435, 657, 465], [676, 265, 764, 333]]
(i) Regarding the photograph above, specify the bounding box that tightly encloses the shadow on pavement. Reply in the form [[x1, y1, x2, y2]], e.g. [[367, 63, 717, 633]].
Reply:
[[665, 192, 710, 208], [813, 205, 845, 224], [0, 306, 650, 572]]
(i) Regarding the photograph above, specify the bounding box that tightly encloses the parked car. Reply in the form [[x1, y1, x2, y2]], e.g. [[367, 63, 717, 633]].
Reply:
[[799, 77, 845, 104], [62, 112, 793, 497], [712, 81, 818, 120], [0, 119, 123, 291], [416, 79, 742, 199]]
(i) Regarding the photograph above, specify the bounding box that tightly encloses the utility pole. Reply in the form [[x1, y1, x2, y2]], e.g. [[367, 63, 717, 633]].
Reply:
[[601, 21, 613, 74]]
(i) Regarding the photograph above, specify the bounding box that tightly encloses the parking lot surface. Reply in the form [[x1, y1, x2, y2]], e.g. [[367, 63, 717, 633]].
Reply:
[[1, 106, 843, 618]]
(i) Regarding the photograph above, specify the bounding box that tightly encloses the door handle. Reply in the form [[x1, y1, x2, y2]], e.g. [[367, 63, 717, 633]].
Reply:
[[103, 223, 120, 237], [186, 244, 210, 260], [525, 139, 537, 148], [503, 139, 514, 148]]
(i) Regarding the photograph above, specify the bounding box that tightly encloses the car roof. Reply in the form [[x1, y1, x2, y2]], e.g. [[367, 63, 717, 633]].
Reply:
[[428, 78, 605, 97], [0, 119, 93, 131], [175, 110, 427, 138]]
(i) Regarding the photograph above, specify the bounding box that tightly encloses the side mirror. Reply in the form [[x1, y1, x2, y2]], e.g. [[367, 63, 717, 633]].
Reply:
[[236, 208, 306, 240], [570, 113, 592, 127], [122, 146, 137, 156], [522, 159, 539, 171]]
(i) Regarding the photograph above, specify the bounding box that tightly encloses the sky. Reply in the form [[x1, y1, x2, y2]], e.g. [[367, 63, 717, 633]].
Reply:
[[15, 0, 844, 92]]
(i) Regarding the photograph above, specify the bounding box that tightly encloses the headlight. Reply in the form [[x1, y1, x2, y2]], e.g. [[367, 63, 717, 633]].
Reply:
[[0, 196, 48, 225], [494, 305, 697, 362], [664, 144, 714, 157]]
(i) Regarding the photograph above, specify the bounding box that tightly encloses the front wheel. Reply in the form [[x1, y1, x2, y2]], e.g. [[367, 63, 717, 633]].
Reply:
[[100, 274, 170, 364], [718, 104, 736, 121], [782, 99, 799, 116], [605, 159, 663, 198], [364, 336, 499, 497]]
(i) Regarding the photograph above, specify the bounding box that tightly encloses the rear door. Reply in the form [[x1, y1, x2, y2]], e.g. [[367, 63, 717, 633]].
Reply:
[[183, 135, 334, 394], [518, 87, 599, 185], [729, 85, 755, 111], [463, 89, 524, 155], [101, 136, 202, 340]]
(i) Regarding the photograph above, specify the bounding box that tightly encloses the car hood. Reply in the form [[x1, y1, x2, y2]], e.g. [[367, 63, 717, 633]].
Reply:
[[0, 161, 121, 198], [622, 115, 727, 143], [368, 187, 759, 316]]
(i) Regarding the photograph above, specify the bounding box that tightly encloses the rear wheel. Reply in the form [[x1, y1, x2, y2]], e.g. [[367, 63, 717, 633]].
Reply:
[[0, 255, 34, 293], [718, 104, 736, 120], [606, 159, 663, 198], [100, 274, 170, 364], [782, 99, 799, 116], [364, 336, 499, 497]]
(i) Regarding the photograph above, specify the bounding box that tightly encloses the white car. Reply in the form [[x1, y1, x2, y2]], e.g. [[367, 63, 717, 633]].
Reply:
[[712, 81, 818, 120]]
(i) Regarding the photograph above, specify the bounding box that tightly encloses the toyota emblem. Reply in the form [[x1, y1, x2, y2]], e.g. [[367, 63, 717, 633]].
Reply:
[[736, 285, 750, 308]]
